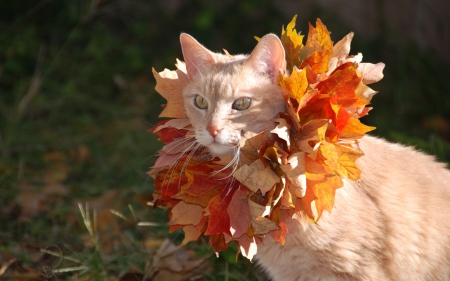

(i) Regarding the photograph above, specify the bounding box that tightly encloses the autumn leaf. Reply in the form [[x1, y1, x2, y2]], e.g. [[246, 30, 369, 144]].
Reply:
[[168, 201, 204, 227], [299, 19, 333, 75], [204, 180, 240, 236], [149, 120, 189, 144], [227, 188, 251, 238], [271, 118, 291, 148], [248, 199, 277, 235], [280, 152, 307, 198], [182, 225, 202, 245], [340, 117, 376, 139], [336, 144, 364, 180], [234, 159, 280, 195], [237, 234, 258, 261], [358, 62, 385, 85], [278, 67, 308, 104], [152, 59, 189, 118], [281, 15, 304, 71]]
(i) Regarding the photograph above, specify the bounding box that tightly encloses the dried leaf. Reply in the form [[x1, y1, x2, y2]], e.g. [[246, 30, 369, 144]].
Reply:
[[237, 235, 258, 261], [280, 152, 307, 198], [227, 189, 251, 238], [358, 62, 385, 85], [234, 160, 280, 195], [168, 201, 204, 226], [270, 118, 291, 148], [152, 60, 189, 118], [248, 199, 277, 235]]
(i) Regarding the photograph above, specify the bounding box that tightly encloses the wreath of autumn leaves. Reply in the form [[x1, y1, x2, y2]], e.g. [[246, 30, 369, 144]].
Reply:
[[148, 16, 384, 260]]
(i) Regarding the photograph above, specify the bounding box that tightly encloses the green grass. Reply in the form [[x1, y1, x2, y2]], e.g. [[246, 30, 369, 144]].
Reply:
[[0, 1, 449, 280]]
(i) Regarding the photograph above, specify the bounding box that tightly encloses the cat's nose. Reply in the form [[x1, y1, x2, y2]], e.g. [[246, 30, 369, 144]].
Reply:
[[207, 125, 220, 138]]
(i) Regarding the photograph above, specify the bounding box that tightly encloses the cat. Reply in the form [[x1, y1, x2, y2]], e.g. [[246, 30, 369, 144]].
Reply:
[[179, 33, 450, 280]]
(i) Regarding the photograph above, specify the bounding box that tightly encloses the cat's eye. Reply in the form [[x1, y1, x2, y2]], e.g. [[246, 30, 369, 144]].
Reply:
[[194, 95, 208, 109], [232, 97, 251, 111]]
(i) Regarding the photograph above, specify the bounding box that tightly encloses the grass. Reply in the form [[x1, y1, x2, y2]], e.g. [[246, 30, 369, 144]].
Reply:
[[0, 1, 449, 280]]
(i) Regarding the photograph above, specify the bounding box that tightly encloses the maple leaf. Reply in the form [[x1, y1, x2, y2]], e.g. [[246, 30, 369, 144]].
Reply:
[[299, 19, 333, 76], [248, 199, 277, 235], [227, 188, 251, 239], [149, 120, 189, 144], [271, 118, 291, 148], [204, 179, 240, 236], [358, 62, 385, 85], [281, 15, 304, 71], [152, 59, 189, 118], [280, 152, 307, 198], [237, 234, 258, 261], [182, 225, 202, 245], [278, 67, 308, 104], [234, 159, 280, 195], [336, 144, 364, 180], [168, 201, 204, 227]]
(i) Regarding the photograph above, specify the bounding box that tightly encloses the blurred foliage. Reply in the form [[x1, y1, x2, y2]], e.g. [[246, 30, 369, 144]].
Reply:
[[0, 0, 449, 280]]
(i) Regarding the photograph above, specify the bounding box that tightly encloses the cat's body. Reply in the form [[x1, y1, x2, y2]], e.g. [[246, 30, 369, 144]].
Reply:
[[257, 135, 450, 280], [178, 33, 450, 280]]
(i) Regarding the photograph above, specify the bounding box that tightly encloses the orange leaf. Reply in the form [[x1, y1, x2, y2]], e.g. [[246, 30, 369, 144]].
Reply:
[[300, 50, 332, 76], [309, 175, 343, 220], [305, 19, 333, 52], [336, 144, 364, 181], [269, 221, 288, 245], [340, 118, 376, 139], [278, 68, 308, 104], [299, 19, 333, 75]]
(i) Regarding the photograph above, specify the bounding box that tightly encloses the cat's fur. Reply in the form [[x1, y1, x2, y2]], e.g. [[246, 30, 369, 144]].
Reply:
[[179, 33, 450, 280]]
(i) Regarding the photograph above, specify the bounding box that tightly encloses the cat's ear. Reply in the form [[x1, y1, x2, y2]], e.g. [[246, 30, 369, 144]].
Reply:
[[244, 34, 286, 83], [180, 33, 216, 80]]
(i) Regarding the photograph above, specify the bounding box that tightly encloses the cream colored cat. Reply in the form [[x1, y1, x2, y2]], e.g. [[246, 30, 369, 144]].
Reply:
[[179, 33, 450, 281]]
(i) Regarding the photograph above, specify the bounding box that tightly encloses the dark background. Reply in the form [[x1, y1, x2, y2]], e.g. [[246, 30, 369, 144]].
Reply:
[[1, 0, 449, 280]]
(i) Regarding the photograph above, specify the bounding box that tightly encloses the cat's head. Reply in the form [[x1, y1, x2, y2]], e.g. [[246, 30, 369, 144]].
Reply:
[[180, 33, 286, 159]]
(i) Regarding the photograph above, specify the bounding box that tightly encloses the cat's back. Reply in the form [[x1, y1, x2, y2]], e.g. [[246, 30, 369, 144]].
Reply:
[[257, 135, 450, 281]]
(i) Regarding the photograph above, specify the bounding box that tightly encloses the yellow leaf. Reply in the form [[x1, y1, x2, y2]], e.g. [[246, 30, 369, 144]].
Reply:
[[278, 68, 308, 103], [336, 144, 364, 180], [340, 118, 376, 139], [281, 15, 305, 70]]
